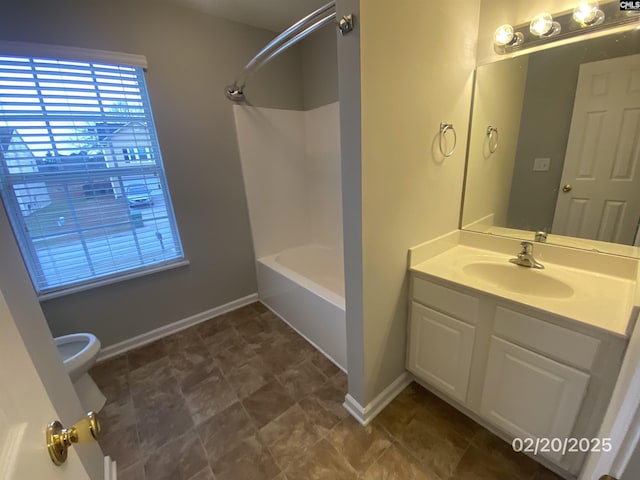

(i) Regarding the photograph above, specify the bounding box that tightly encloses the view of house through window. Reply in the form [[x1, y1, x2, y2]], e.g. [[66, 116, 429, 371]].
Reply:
[[0, 54, 185, 296]]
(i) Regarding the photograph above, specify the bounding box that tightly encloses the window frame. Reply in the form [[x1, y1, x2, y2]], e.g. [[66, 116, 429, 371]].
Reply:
[[0, 44, 188, 300]]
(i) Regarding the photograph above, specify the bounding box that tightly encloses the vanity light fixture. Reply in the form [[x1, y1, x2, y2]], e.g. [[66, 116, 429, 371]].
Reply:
[[530, 12, 561, 37], [494, 24, 524, 47], [493, 1, 640, 55], [573, 0, 605, 26]]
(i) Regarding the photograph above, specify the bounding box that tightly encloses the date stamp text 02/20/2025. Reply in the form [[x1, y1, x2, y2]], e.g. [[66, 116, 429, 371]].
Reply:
[[512, 437, 613, 456]]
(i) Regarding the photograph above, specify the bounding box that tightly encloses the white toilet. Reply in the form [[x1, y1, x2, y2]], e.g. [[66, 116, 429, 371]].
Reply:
[[55, 333, 106, 413]]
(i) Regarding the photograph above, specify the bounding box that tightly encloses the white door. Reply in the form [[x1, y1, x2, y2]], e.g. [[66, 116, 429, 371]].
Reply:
[[408, 302, 475, 404], [0, 206, 107, 479], [552, 54, 640, 244]]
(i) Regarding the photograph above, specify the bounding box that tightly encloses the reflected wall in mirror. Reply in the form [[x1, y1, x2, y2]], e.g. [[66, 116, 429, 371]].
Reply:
[[462, 28, 640, 257]]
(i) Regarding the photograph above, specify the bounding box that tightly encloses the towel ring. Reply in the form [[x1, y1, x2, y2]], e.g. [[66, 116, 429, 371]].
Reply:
[[487, 126, 499, 154], [439, 122, 456, 158]]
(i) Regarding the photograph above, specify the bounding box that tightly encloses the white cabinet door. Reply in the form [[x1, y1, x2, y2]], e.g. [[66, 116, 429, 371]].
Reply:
[[480, 336, 590, 463], [408, 302, 475, 403]]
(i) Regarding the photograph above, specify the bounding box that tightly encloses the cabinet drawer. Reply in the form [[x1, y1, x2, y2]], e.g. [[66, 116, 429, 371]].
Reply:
[[413, 277, 479, 324], [494, 306, 600, 371], [408, 302, 476, 403]]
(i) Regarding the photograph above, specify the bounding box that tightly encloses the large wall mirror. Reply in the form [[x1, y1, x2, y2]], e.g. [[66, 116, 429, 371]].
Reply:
[[461, 27, 640, 257]]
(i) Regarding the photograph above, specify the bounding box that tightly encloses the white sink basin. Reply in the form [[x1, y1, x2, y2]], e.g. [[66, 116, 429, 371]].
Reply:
[[462, 262, 575, 299], [410, 240, 637, 336]]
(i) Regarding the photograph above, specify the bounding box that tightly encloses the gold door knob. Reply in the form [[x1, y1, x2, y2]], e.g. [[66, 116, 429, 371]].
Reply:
[[562, 184, 572, 192], [47, 411, 101, 465]]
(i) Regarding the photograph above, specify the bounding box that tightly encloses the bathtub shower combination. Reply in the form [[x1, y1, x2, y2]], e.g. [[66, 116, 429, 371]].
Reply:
[[233, 102, 346, 370], [228, 1, 347, 370], [257, 245, 345, 368]]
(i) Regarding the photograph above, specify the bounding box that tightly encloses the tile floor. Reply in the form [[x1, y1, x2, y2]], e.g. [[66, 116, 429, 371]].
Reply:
[[91, 302, 563, 480]]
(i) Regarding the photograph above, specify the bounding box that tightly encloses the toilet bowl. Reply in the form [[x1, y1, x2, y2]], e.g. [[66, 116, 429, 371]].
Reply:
[[55, 333, 106, 413]]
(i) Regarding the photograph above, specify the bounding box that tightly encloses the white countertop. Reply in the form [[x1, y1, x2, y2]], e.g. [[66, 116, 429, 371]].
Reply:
[[410, 237, 639, 338]]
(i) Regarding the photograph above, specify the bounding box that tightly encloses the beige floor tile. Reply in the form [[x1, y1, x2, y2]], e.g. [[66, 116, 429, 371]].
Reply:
[[99, 424, 141, 471], [331, 370, 348, 394], [373, 384, 424, 440], [259, 404, 323, 470], [197, 401, 257, 462], [168, 340, 218, 389], [127, 340, 169, 371], [117, 462, 145, 480], [143, 429, 208, 480], [299, 381, 349, 436], [284, 438, 357, 480], [450, 444, 523, 480], [183, 370, 238, 425], [241, 380, 296, 428], [162, 327, 203, 352], [210, 433, 281, 480], [413, 389, 480, 442], [253, 339, 303, 375], [276, 359, 328, 401], [128, 357, 175, 396], [397, 415, 468, 479], [309, 349, 341, 378], [187, 467, 216, 480], [136, 402, 194, 456], [327, 417, 392, 474], [225, 356, 274, 399], [211, 338, 257, 375], [360, 443, 441, 480], [469, 429, 539, 479], [100, 375, 136, 433], [197, 321, 243, 350]]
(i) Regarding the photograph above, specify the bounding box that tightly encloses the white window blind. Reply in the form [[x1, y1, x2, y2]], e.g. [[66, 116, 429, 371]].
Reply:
[[0, 54, 185, 296]]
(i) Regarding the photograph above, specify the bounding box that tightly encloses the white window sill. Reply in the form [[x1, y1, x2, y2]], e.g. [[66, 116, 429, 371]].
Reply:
[[38, 259, 190, 302]]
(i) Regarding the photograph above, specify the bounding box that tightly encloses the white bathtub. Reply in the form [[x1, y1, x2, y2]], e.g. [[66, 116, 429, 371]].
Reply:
[[257, 245, 346, 370]]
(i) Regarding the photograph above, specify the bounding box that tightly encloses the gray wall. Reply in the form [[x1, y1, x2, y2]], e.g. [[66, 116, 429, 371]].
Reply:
[[337, 0, 365, 403], [507, 31, 640, 232], [301, 25, 339, 110], [0, 0, 305, 347]]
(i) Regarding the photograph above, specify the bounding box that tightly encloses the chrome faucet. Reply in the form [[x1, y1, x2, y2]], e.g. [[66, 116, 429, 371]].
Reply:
[[509, 241, 544, 269]]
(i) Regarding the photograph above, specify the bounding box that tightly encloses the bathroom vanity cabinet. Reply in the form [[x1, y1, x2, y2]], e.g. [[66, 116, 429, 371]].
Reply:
[[407, 274, 628, 476]]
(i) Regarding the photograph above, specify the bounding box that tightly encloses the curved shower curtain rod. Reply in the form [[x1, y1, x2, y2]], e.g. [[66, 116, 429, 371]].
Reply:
[[225, 1, 353, 101]]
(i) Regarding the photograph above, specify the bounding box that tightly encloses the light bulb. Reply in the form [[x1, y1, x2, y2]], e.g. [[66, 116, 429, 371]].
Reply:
[[530, 12, 561, 37], [573, 1, 605, 26], [494, 24, 523, 47]]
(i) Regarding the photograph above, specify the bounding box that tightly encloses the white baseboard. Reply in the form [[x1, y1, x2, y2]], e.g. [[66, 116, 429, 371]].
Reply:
[[96, 293, 259, 362], [104, 456, 117, 480], [343, 371, 412, 426]]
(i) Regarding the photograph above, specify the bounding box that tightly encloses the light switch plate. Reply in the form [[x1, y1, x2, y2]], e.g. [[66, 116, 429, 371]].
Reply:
[[533, 157, 551, 171]]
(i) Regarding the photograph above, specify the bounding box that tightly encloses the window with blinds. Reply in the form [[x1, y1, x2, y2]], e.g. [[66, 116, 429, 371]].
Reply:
[[0, 54, 185, 297]]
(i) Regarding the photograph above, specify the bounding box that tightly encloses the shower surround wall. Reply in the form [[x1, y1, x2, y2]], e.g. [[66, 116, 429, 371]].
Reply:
[[233, 101, 346, 369]]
